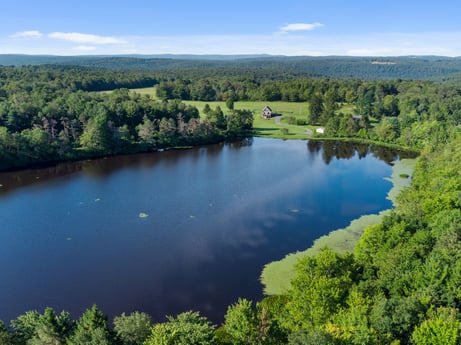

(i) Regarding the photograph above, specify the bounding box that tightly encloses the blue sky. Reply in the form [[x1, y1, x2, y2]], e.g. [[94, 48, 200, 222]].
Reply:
[[2, 0, 461, 56]]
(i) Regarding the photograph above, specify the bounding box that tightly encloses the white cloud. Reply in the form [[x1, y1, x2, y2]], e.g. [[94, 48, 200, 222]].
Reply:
[[10, 30, 43, 39], [73, 45, 97, 51], [279, 22, 324, 32], [3, 30, 461, 57], [48, 32, 126, 44]]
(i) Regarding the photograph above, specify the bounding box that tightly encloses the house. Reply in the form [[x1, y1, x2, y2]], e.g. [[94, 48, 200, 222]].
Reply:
[[262, 106, 272, 119]]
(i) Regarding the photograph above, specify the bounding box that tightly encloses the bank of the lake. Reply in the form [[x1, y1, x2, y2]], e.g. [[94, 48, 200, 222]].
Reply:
[[261, 157, 416, 295]]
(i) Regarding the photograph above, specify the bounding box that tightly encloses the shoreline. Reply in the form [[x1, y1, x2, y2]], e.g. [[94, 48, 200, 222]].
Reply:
[[260, 157, 417, 295]]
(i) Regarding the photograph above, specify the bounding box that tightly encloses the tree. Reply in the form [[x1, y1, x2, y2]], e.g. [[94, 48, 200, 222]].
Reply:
[[79, 107, 112, 154], [27, 308, 73, 345], [411, 308, 461, 345], [288, 330, 334, 345], [158, 117, 177, 146], [224, 298, 259, 345], [383, 94, 399, 117], [337, 114, 359, 137], [226, 109, 253, 136], [308, 94, 323, 125], [144, 311, 216, 345], [0, 321, 11, 345], [206, 106, 226, 130], [67, 305, 113, 345], [137, 116, 156, 146], [10, 310, 40, 344], [203, 104, 212, 115], [356, 86, 375, 116], [20, 127, 52, 161], [373, 117, 400, 142], [10, 308, 73, 345], [320, 89, 338, 125], [113, 311, 151, 345], [286, 249, 355, 330], [226, 98, 235, 110]]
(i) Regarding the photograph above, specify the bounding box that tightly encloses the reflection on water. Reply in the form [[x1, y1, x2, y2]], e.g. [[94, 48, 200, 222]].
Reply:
[[0, 138, 409, 324], [307, 139, 417, 165]]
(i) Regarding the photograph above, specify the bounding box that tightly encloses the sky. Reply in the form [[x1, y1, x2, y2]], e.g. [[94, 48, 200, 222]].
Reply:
[[2, 0, 461, 57]]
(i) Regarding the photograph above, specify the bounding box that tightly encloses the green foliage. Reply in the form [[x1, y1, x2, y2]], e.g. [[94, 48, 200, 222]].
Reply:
[[4, 59, 461, 345], [3, 63, 461, 170], [206, 105, 226, 130], [113, 311, 151, 345], [288, 330, 334, 345], [286, 249, 356, 330], [144, 311, 216, 345], [0, 321, 11, 345], [224, 298, 259, 345], [226, 98, 235, 110], [226, 109, 254, 136], [79, 107, 112, 154], [326, 289, 379, 345], [9, 308, 73, 345], [411, 308, 461, 345], [10, 310, 40, 344], [223, 298, 286, 345], [27, 308, 73, 345], [67, 305, 113, 345], [137, 116, 156, 147], [307, 93, 323, 125]]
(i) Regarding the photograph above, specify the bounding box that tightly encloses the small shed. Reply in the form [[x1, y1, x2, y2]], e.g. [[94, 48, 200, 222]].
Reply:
[[262, 106, 273, 119], [316, 127, 325, 134]]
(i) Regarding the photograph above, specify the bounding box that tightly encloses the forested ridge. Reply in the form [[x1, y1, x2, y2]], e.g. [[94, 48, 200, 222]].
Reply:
[[1, 61, 461, 344], [3, 54, 461, 80]]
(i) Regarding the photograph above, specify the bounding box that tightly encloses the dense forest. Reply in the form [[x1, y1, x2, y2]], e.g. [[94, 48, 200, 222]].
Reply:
[[1, 58, 461, 344], [1, 64, 461, 170], [0, 65, 255, 170], [3, 54, 461, 80]]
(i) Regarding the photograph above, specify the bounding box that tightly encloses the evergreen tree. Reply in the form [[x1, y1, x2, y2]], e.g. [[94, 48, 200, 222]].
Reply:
[[67, 305, 113, 345], [0, 321, 12, 345], [308, 94, 323, 125]]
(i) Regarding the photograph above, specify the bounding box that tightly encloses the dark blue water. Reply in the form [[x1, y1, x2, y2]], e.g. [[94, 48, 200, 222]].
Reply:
[[0, 138, 405, 324]]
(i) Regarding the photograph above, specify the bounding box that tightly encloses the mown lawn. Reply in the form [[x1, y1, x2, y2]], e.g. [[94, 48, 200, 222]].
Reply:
[[184, 100, 316, 139], [127, 87, 320, 138], [127, 86, 160, 98]]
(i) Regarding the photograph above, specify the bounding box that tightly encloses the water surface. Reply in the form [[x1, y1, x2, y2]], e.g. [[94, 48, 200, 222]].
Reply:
[[0, 138, 408, 324]]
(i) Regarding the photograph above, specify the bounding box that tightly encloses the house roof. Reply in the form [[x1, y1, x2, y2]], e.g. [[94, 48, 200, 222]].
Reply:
[[263, 106, 272, 111]]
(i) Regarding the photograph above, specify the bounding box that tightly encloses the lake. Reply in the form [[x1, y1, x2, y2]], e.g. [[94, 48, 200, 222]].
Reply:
[[0, 138, 411, 325]]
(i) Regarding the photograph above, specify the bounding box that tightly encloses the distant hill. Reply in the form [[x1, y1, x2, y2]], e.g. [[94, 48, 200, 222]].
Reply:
[[2, 54, 461, 80]]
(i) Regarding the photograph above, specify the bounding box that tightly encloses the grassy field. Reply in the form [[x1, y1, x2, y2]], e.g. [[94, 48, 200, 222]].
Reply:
[[185, 100, 315, 138], [127, 86, 160, 98], [260, 158, 416, 295], [128, 86, 317, 139]]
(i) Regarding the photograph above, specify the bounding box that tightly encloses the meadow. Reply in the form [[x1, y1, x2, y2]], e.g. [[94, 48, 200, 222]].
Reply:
[[129, 87, 318, 138]]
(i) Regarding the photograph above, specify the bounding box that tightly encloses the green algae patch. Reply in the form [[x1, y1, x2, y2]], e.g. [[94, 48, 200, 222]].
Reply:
[[385, 158, 416, 206], [261, 158, 416, 296]]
